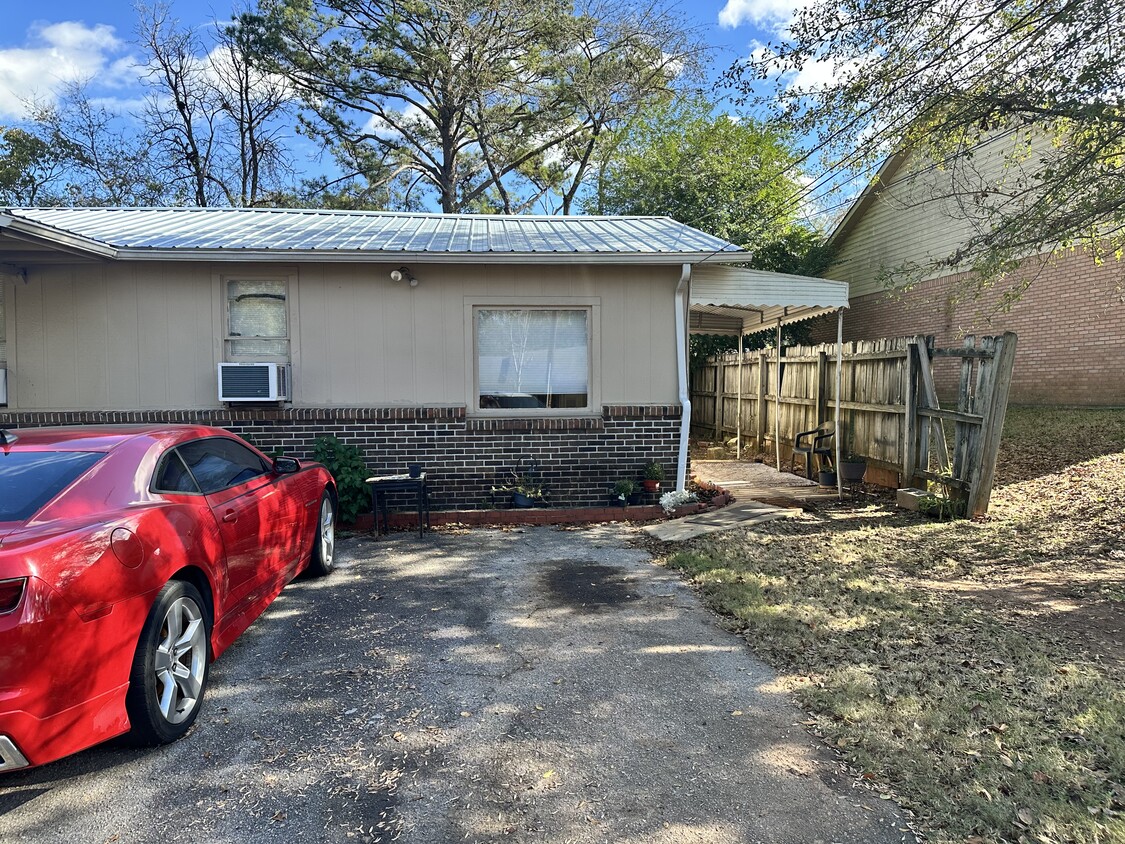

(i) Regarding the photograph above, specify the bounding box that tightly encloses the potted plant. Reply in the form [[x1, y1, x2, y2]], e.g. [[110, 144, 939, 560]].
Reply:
[[839, 453, 867, 483], [491, 458, 548, 508], [818, 467, 837, 487], [641, 461, 665, 492], [613, 478, 638, 506], [839, 425, 867, 483]]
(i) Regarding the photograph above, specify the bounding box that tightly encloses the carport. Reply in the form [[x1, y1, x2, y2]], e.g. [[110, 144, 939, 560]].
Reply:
[[675, 264, 850, 495]]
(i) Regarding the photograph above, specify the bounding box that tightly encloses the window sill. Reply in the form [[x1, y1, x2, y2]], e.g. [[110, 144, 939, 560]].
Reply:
[[465, 415, 605, 433]]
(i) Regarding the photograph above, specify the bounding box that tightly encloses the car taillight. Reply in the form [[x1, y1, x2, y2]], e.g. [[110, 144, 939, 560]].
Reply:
[[0, 578, 26, 615]]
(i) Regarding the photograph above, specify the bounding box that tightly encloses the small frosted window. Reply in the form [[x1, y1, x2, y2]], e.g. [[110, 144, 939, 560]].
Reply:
[[227, 279, 287, 357]]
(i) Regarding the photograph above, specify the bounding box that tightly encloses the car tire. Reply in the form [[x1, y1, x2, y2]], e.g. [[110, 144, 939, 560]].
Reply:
[[307, 490, 336, 577], [125, 580, 211, 746]]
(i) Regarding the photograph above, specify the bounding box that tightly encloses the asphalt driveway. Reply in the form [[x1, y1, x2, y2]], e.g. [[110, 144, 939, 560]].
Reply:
[[0, 525, 915, 843]]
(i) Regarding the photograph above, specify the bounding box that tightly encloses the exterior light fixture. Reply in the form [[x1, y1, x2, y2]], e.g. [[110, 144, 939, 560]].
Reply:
[[390, 267, 418, 287]]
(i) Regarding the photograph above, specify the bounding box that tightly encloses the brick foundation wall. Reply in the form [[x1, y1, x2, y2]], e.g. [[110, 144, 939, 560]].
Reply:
[[811, 250, 1125, 406], [0, 405, 682, 511]]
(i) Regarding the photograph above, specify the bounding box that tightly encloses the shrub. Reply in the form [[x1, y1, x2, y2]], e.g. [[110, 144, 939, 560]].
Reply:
[[311, 435, 370, 524]]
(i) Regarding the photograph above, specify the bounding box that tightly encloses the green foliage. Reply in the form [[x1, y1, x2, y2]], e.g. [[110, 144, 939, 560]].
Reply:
[[688, 322, 814, 372], [310, 435, 370, 524], [641, 461, 666, 481], [586, 96, 806, 248], [613, 478, 637, 497], [0, 126, 66, 205]]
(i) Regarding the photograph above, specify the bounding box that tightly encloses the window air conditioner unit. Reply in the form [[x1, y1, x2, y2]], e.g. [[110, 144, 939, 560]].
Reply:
[[218, 362, 291, 402]]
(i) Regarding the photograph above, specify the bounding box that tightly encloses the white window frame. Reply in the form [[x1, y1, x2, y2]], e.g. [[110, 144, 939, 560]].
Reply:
[[465, 297, 601, 417], [220, 272, 294, 364]]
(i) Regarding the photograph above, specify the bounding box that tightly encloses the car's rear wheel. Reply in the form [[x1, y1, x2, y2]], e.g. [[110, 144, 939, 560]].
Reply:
[[307, 491, 336, 577], [125, 580, 210, 745]]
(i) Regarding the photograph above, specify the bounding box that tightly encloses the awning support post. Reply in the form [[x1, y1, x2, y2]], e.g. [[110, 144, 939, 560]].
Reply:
[[774, 318, 782, 472], [836, 309, 844, 500], [736, 332, 743, 460]]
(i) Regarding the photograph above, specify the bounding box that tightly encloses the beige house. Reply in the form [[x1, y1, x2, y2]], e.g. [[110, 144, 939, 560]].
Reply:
[[818, 135, 1125, 405], [0, 206, 847, 509]]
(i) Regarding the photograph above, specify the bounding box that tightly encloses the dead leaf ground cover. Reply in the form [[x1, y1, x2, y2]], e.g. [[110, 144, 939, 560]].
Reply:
[[659, 407, 1125, 844]]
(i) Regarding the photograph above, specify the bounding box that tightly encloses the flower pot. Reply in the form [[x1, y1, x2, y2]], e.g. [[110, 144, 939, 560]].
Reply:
[[818, 469, 837, 487], [839, 460, 867, 483], [641, 479, 660, 493], [627, 492, 644, 505], [512, 492, 536, 508]]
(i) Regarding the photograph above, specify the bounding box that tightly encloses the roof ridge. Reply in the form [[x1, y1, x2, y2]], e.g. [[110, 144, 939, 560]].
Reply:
[[4, 206, 676, 223]]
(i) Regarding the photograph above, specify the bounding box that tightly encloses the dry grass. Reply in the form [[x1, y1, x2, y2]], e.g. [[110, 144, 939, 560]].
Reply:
[[659, 407, 1125, 844]]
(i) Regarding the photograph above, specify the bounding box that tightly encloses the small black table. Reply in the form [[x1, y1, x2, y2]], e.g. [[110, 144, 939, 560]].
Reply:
[[366, 473, 430, 538]]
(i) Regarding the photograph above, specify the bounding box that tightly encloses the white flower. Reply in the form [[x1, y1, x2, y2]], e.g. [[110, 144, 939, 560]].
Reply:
[[660, 489, 698, 514]]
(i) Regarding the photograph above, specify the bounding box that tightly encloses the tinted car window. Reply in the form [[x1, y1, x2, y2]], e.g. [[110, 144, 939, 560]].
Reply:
[[0, 451, 105, 521], [153, 451, 202, 494], [176, 438, 269, 494]]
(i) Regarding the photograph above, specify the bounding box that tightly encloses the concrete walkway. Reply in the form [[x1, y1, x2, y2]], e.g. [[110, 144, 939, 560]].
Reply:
[[644, 461, 836, 542]]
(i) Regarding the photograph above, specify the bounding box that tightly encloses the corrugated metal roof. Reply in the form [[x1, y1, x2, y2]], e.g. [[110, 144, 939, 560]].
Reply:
[[689, 265, 849, 334], [0, 206, 745, 262]]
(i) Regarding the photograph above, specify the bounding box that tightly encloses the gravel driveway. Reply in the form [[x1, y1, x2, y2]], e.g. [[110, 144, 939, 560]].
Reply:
[[0, 525, 914, 843]]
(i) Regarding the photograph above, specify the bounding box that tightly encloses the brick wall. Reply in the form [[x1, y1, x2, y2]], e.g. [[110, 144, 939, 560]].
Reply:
[[0, 405, 682, 511], [811, 250, 1125, 405]]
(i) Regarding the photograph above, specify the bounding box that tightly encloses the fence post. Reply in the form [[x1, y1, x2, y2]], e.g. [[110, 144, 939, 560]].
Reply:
[[756, 351, 768, 450], [714, 356, 724, 441], [815, 351, 827, 424], [903, 339, 918, 483]]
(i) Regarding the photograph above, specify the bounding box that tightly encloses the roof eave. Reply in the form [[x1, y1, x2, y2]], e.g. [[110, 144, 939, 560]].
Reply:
[[0, 214, 119, 260], [111, 248, 748, 265]]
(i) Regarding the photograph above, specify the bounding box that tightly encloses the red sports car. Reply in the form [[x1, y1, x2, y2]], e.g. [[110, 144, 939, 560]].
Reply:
[[0, 425, 337, 771]]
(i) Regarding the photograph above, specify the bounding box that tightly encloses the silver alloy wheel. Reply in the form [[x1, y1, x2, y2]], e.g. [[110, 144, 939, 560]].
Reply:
[[152, 596, 207, 724], [320, 496, 335, 569]]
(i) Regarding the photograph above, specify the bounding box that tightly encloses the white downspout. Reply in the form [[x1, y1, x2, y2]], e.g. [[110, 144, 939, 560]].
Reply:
[[675, 263, 692, 491]]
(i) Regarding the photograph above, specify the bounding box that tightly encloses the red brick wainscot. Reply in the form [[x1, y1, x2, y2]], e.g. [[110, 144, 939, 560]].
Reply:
[[0, 405, 687, 511]]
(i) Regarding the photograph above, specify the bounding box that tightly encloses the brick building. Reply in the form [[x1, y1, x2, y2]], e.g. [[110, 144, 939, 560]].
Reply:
[[811, 142, 1125, 406], [0, 206, 846, 509]]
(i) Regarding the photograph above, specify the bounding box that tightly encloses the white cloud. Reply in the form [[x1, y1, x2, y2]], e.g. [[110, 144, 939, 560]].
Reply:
[[718, 0, 811, 29], [0, 21, 136, 119]]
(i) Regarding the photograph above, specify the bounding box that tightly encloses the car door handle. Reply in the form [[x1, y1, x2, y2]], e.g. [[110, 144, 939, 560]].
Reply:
[[221, 510, 238, 523]]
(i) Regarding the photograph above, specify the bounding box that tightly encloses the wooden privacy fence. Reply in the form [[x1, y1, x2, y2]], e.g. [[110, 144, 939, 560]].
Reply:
[[690, 333, 1017, 516]]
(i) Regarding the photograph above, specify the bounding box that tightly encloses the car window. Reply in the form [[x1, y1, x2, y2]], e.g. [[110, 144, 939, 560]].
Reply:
[[176, 438, 269, 495], [0, 451, 105, 521], [153, 450, 202, 494]]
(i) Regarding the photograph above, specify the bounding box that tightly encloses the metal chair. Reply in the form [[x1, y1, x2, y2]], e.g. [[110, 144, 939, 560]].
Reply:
[[791, 421, 835, 479]]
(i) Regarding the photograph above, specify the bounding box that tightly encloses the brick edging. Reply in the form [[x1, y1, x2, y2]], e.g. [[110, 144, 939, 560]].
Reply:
[[351, 504, 668, 530]]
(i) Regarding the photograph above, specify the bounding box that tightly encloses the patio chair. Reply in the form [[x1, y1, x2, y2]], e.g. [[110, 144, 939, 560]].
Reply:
[[791, 421, 835, 479]]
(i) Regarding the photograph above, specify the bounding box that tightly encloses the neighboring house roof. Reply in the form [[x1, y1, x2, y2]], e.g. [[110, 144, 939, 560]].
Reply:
[[0, 206, 746, 265]]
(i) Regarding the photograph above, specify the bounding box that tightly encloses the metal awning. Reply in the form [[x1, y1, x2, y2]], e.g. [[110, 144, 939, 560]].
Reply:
[[688, 265, 849, 334]]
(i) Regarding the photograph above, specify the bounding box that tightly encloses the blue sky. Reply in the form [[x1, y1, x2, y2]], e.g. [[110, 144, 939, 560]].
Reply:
[[0, 0, 798, 122]]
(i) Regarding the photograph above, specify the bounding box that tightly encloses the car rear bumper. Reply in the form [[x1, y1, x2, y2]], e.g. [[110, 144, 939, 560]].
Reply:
[[0, 683, 131, 771]]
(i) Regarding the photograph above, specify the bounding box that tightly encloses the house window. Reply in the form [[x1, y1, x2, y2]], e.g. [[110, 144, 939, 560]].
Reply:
[[225, 278, 288, 359], [475, 307, 590, 411]]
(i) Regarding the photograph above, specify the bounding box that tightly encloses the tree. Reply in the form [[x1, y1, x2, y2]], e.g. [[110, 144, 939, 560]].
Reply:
[[137, 3, 297, 206], [587, 97, 812, 250], [31, 83, 165, 206], [0, 126, 68, 205], [728, 0, 1125, 295], [241, 0, 702, 213]]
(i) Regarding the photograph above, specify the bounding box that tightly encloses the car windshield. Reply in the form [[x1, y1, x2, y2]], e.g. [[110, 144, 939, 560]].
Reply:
[[0, 451, 105, 521]]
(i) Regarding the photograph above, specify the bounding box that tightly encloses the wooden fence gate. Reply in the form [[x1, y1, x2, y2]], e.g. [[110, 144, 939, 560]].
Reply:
[[690, 333, 1017, 516]]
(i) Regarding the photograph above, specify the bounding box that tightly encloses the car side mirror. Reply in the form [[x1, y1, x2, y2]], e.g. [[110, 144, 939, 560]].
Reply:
[[273, 456, 301, 474]]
